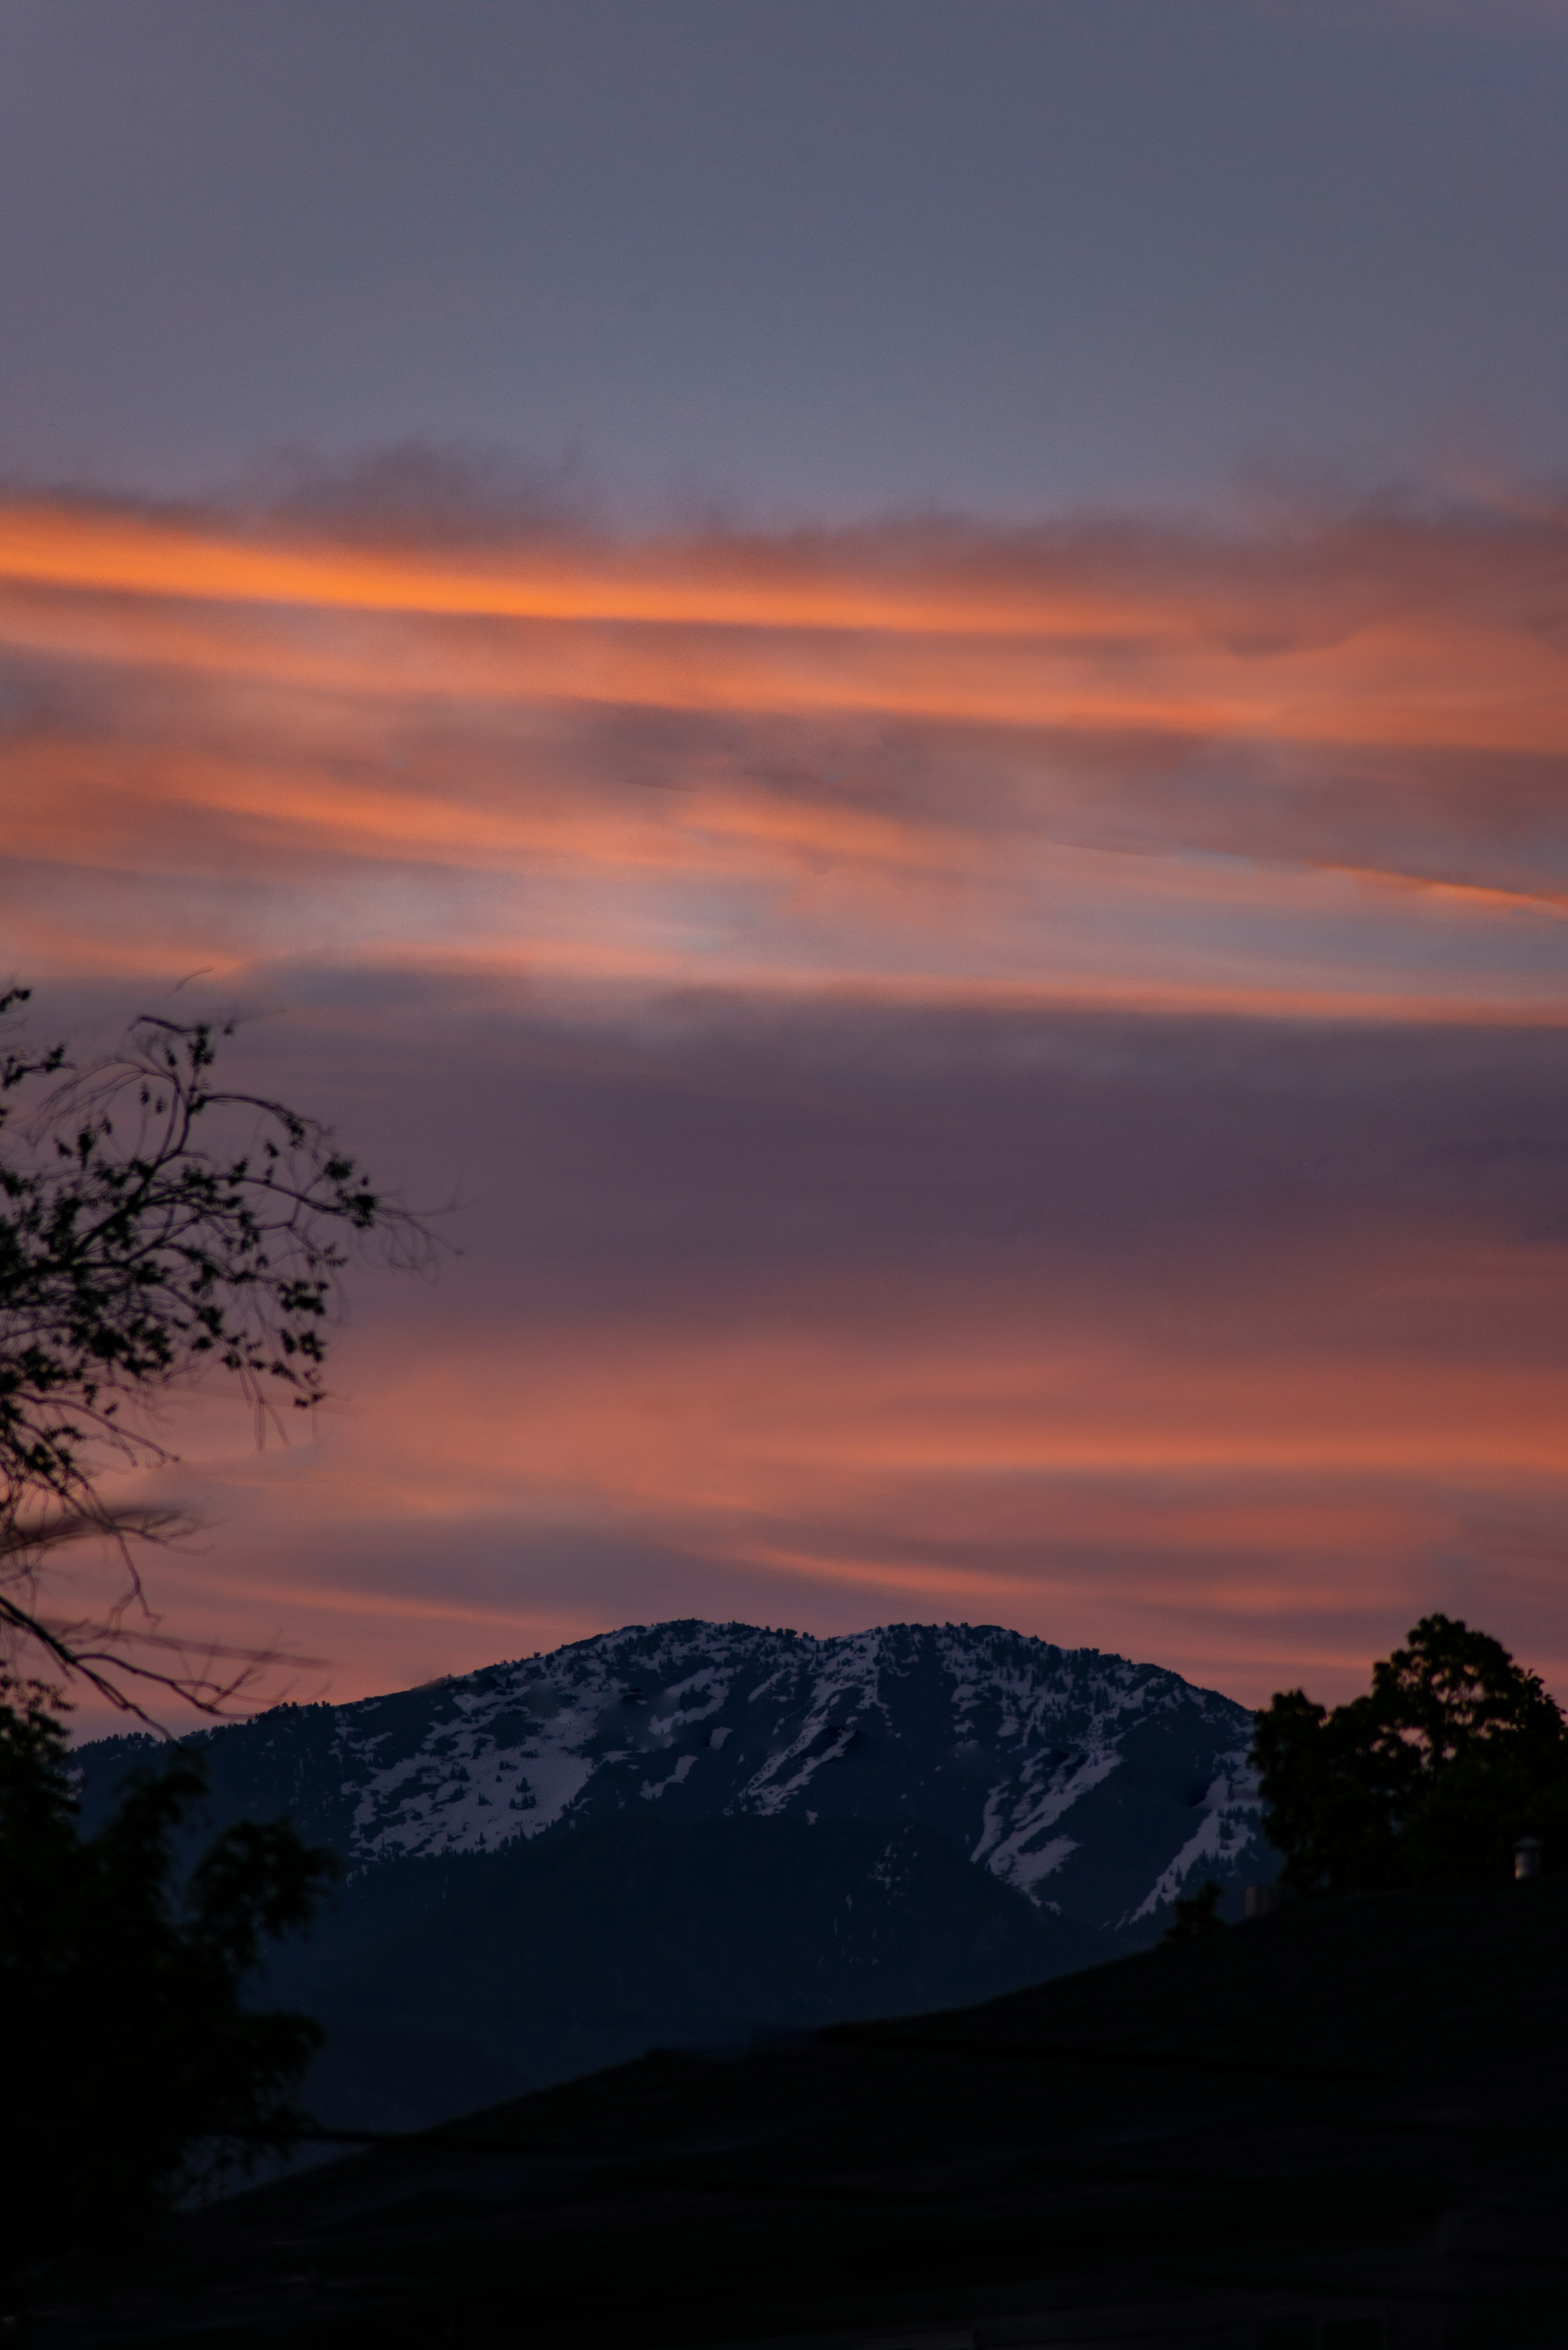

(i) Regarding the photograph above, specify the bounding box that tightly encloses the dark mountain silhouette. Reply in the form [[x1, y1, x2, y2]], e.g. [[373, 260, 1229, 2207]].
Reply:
[[260, 1813, 1105, 2124]]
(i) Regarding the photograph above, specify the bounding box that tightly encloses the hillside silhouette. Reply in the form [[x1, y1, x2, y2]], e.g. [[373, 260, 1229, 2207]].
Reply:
[[34, 1872, 1566, 2348]]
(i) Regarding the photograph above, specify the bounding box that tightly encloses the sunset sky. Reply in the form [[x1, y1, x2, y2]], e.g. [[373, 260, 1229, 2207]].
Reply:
[[5, 0, 1568, 1725]]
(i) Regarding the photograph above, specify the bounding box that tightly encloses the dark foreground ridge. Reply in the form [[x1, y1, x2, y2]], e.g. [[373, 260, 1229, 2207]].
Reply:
[[30, 1875, 1568, 2349]]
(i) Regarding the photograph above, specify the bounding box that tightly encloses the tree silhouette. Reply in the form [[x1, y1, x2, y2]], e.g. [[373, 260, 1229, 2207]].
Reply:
[[1253, 1614, 1568, 1894], [0, 1672, 335, 2293], [0, 989, 434, 1716]]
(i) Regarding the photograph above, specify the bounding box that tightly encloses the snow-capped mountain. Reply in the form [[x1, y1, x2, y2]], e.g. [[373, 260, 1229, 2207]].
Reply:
[[79, 1619, 1268, 1931]]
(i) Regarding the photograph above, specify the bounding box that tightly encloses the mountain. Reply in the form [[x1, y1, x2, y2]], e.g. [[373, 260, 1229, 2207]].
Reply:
[[74, 1619, 1271, 2125], [77, 1617, 1268, 1931]]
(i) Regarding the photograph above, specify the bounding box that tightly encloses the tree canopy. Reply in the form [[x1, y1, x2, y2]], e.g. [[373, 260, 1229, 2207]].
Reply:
[[0, 989, 431, 1714], [0, 1672, 334, 2291], [1252, 1613, 1568, 1894]]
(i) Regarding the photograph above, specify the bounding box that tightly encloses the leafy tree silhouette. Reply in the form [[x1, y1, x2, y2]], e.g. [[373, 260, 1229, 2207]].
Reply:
[[1253, 1614, 1568, 1894], [0, 1673, 335, 2294]]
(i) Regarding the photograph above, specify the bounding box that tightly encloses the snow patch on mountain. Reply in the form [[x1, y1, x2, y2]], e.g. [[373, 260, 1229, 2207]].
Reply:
[[1127, 1753, 1263, 1921]]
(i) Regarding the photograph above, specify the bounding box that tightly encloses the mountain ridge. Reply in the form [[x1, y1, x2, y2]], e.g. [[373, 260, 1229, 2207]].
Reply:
[[77, 1616, 1269, 1931]]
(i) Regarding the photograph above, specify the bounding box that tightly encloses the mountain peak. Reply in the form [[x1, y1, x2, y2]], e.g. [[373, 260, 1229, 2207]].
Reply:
[[78, 1618, 1267, 1931]]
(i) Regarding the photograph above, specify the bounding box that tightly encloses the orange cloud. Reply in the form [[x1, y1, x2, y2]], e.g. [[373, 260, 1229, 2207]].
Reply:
[[14, 485, 1568, 1718], [6, 492, 1568, 747]]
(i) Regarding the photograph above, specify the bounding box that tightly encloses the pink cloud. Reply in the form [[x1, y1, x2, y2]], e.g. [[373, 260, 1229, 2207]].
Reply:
[[9, 485, 1568, 1718]]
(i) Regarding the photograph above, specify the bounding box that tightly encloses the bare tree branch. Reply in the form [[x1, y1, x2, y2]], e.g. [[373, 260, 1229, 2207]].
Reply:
[[0, 989, 442, 1718]]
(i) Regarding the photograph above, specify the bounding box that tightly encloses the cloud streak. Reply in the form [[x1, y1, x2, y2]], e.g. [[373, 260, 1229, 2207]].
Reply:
[[8, 481, 1568, 1719], [8, 488, 1568, 1014]]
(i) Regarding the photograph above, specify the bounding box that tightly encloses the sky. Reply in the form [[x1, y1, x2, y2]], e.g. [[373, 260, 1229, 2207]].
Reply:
[[4, 0, 1568, 1726]]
